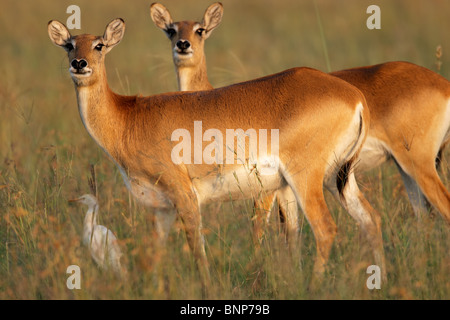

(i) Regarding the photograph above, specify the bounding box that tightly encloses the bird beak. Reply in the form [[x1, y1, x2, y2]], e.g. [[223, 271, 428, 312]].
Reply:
[[68, 198, 81, 203]]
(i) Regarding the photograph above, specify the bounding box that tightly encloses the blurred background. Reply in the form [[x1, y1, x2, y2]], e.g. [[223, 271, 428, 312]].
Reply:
[[0, 0, 448, 299]]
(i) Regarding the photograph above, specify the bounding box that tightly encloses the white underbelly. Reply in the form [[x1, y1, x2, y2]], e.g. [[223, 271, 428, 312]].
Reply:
[[117, 166, 174, 208], [117, 157, 284, 208], [357, 136, 389, 172], [193, 163, 285, 205]]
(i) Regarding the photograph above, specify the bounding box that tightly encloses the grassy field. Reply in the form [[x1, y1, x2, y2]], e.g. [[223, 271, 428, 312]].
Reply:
[[0, 0, 449, 299]]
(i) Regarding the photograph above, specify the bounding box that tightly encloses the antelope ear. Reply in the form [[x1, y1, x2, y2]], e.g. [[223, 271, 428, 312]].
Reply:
[[150, 3, 173, 31], [202, 2, 223, 39], [48, 20, 72, 48], [102, 18, 126, 53]]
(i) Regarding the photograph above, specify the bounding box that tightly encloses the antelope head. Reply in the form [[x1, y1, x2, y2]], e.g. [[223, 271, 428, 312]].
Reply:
[[150, 2, 223, 69], [48, 18, 125, 87]]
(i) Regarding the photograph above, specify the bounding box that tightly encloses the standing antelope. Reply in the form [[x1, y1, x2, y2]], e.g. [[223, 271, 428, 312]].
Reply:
[[150, 2, 300, 247], [151, 3, 450, 229], [48, 18, 386, 292], [331, 62, 450, 222]]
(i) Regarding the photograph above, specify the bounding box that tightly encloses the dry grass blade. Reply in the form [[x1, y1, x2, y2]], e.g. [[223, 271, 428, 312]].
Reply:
[[88, 164, 97, 198]]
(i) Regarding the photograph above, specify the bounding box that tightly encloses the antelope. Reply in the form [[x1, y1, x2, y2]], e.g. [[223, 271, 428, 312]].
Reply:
[[48, 18, 386, 292], [150, 2, 222, 92], [150, 2, 300, 247], [331, 62, 450, 223]]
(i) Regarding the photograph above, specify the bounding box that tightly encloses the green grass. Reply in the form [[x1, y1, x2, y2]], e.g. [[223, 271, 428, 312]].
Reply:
[[0, 0, 449, 299]]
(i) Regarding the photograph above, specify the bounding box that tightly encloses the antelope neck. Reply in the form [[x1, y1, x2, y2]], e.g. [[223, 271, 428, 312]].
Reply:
[[74, 73, 125, 158], [176, 56, 213, 91]]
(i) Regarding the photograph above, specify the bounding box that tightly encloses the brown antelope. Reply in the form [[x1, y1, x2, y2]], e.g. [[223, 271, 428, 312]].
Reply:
[[151, 3, 450, 231], [48, 18, 386, 291], [331, 62, 450, 223], [150, 2, 221, 92], [150, 2, 300, 247]]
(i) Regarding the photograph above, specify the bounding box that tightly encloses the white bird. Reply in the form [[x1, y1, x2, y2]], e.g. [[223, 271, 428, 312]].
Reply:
[[69, 194, 126, 279]]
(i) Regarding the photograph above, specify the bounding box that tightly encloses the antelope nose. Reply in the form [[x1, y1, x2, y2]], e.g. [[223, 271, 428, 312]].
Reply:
[[71, 59, 88, 70], [176, 40, 190, 50]]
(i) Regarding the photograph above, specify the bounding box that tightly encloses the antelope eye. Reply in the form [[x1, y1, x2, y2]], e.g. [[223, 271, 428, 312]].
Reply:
[[196, 28, 205, 36], [95, 43, 104, 51], [166, 28, 176, 38], [65, 43, 74, 51]]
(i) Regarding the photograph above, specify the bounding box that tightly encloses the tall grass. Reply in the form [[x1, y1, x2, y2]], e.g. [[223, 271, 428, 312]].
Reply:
[[0, 0, 449, 299]]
